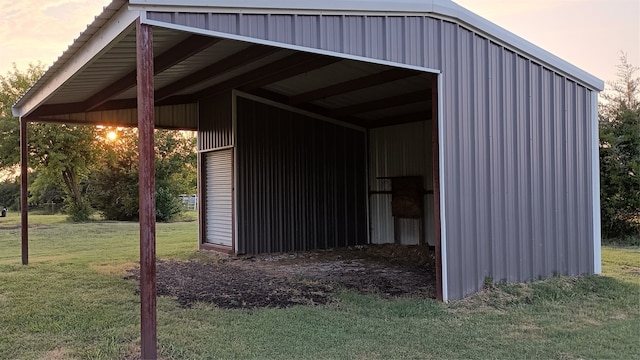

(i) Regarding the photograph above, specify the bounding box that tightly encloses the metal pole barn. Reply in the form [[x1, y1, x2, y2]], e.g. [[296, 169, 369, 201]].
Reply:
[[136, 19, 157, 359], [20, 117, 28, 266]]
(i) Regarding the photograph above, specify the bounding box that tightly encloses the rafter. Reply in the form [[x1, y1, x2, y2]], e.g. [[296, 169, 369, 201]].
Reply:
[[246, 88, 369, 128], [155, 44, 279, 102], [331, 90, 431, 117], [83, 35, 221, 111], [237, 56, 341, 92], [194, 53, 341, 100], [289, 68, 418, 105], [365, 111, 432, 128]]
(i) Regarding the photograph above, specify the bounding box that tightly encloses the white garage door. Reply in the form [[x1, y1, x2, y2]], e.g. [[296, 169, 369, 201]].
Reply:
[[205, 149, 233, 247]]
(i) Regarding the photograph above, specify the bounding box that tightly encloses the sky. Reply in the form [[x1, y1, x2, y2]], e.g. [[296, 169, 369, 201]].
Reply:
[[0, 0, 638, 88]]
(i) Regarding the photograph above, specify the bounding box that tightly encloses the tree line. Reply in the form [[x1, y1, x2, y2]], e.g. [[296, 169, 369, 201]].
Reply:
[[599, 54, 639, 242], [1, 57, 638, 237], [0, 64, 196, 222]]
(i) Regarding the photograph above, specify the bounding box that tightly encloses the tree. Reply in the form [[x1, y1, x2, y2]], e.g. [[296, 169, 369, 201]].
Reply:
[[0, 178, 20, 211], [88, 127, 196, 221], [0, 63, 96, 220], [599, 53, 640, 239], [28, 123, 97, 220], [0, 63, 44, 167]]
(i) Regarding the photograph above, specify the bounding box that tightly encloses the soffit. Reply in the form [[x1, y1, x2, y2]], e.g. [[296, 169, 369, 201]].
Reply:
[[25, 24, 434, 130]]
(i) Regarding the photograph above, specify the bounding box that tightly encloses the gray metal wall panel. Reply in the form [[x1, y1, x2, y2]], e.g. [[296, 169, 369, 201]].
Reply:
[[404, 17, 423, 67], [269, 15, 294, 44], [295, 15, 320, 48], [344, 16, 365, 58], [439, 22, 595, 299], [198, 93, 233, 151], [235, 97, 367, 254], [149, 11, 596, 299]]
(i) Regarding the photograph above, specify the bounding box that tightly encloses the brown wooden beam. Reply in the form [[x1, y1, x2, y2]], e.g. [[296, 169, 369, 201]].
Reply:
[[289, 68, 418, 105], [20, 118, 28, 266], [194, 53, 340, 100], [155, 44, 279, 102], [331, 90, 431, 117], [136, 19, 157, 360], [84, 35, 221, 111]]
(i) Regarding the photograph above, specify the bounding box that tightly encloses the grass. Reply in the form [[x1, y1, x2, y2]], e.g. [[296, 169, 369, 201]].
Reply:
[[0, 212, 639, 359]]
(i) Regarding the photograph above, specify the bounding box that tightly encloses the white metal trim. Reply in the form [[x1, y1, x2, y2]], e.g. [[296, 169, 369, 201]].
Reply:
[[141, 18, 442, 75], [234, 91, 367, 132], [436, 74, 448, 302], [591, 91, 601, 274], [12, 8, 140, 117], [198, 145, 235, 153], [130, 0, 437, 13]]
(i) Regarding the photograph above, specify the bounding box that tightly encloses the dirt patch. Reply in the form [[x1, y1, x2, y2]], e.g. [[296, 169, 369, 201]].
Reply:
[[620, 265, 640, 276], [122, 342, 168, 360], [39, 348, 68, 360], [126, 245, 436, 309], [92, 262, 137, 276], [0, 224, 51, 230]]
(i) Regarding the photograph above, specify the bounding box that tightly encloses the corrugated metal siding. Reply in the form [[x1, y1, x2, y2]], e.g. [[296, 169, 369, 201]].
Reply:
[[204, 149, 233, 247], [235, 96, 367, 254], [150, 11, 596, 299], [368, 121, 435, 246], [439, 22, 594, 299], [148, 13, 439, 68], [198, 92, 233, 150]]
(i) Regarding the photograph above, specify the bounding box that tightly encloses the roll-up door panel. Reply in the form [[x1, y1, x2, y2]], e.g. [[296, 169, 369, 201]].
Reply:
[[205, 149, 233, 247]]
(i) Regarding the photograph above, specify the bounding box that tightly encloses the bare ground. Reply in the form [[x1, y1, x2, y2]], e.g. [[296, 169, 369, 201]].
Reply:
[[126, 244, 436, 309]]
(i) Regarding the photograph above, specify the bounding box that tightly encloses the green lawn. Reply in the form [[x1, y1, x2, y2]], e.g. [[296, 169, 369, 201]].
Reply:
[[0, 213, 638, 359]]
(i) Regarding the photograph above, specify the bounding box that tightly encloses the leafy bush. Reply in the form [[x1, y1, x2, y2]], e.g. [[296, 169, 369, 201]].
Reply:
[[155, 186, 184, 222], [87, 128, 195, 222], [64, 198, 92, 222]]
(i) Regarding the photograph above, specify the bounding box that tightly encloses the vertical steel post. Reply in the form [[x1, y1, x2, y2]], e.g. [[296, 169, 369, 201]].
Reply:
[[20, 117, 28, 265], [136, 18, 157, 360]]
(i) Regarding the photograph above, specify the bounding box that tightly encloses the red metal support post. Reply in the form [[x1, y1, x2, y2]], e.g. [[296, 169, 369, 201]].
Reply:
[[20, 117, 28, 265], [136, 19, 157, 359]]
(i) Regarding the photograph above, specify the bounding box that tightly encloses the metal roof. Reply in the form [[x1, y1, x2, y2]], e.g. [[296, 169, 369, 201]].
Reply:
[[12, 0, 603, 129]]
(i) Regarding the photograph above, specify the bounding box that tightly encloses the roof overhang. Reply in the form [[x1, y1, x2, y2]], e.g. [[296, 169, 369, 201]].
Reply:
[[128, 0, 605, 91], [12, 0, 603, 130], [12, 0, 135, 119]]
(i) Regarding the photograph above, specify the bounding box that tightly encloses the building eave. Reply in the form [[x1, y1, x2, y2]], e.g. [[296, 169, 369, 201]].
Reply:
[[129, 0, 604, 91], [12, 0, 135, 117]]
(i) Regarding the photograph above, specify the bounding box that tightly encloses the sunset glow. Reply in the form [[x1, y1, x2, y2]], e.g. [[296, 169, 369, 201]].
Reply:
[[107, 131, 117, 141]]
